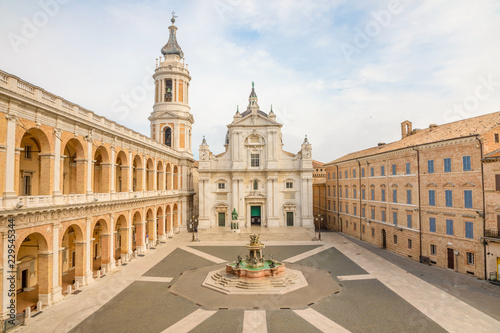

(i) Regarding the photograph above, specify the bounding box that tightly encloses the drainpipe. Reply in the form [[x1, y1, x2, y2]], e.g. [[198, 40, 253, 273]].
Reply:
[[357, 159, 362, 240], [476, 136, 487, 280], [414, 147, 423, 262], [336, 164, 341, 233]]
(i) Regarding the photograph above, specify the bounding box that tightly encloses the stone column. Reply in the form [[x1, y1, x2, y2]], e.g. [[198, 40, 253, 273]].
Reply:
[[86, 138, 93, 198], [238, 179, 244, 224], [73, 241, 87, 286], [53, 129, 62, 197], [127, 211, 133, 255], [109, 215, 115, 270], [51, 224, 63, 303], [3, 115, 17, 204], [37, 251, 53, 306], [84, 218, 93, 285], [38, 154, 54, 195], [142, 156, 147, 192], [128, 150, 133, 195], [153, 157, 157, 191], [110, 146, 116, 194], [100, 233, 111, 266]]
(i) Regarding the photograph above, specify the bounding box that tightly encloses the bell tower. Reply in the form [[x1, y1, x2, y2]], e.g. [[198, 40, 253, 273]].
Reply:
[[149, 13, 193, 156]]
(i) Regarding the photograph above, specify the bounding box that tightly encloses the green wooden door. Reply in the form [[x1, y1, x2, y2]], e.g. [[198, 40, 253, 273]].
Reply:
[[286, 212, 294, 226], [218, 212, 225, 227]]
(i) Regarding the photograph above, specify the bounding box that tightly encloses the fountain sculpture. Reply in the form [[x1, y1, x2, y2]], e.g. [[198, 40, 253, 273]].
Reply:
[[226, 234, 285, 278], [202, 234, 307, 295]]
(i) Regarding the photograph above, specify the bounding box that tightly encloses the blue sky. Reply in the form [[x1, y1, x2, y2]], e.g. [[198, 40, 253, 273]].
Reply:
[[1, 0, 500, 162]]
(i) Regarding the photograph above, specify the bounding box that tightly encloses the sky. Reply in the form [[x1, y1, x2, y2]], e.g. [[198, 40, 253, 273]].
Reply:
[[1, 0, 500, 163]]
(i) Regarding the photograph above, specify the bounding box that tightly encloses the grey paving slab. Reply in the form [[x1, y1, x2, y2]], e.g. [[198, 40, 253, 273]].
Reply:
[[143, 247, 214, 280], [312, 279, 447, 333], [189, 309, 245, 333], [296, 247, 368, 277], [189, 245, 321, 262], [266, 309, 322, 333], [70, 281, 199, 333], [340, 233, 500, 321]]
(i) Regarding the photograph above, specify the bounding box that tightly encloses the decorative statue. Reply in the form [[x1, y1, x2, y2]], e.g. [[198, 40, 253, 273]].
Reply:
[[237, 254, 242, 264], [232, 208, 238, 220], [249, 234, 260, 245]]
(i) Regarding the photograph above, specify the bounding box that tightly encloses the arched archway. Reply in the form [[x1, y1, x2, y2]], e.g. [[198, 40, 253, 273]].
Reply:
[[146, 158, 154, 191], [91, 219, 110, 274], [115, 151, 129, 193], [132, 155, 143, 192], [18, 129, 52, 196], [173, 165, 179, 190], [164, 126, 172, 147], [93, 146, 110, 193], [157, 206, 165, 241], [16, 232, 50, 312], [60, 224, 85, 292], [173, 203, 179, 233], [62, 138, 86, 195], [166, 163, 172, 190], [114, 215, 129, 261], [146, 208, 155, 245], [132, 211, 144, 253], [166, 205, 172, 235], [157, 161, 164, 191]]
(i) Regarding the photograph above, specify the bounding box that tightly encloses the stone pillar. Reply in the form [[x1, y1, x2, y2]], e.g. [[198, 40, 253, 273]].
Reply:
[[127, 211, 133, 255], [128, 151, 133, 194], [3, 115, 17, 204], [100, 233, 111, 266], [158, 211, 165, 241], [53, 129, 62, 197], [37, 252, 53, 306], [153, 158, 157, 191], [73, 241, 87, 286], [38, 154, 54, 195], [135, 222, 145, 252], [109, 215, 115, 269], [238, 179, 244, 224], [84, 218, 93, 285], [232, 178, 238, 215], [110, 147, 116, 194], [142, 157, 147, 191], [86, 138, 93, 197], [51, 224, 63, 303], [120, 227, 129, 258]]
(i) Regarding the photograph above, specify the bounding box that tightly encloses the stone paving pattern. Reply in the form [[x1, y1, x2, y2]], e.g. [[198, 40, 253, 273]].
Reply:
[[13, 228, 500, 333]]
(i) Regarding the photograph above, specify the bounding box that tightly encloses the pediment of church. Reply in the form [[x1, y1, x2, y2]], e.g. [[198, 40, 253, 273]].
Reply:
[[231, 113, 280, 127]]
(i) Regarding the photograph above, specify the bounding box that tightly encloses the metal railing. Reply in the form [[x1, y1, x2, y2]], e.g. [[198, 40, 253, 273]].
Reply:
[[485, 229, 500, 239]]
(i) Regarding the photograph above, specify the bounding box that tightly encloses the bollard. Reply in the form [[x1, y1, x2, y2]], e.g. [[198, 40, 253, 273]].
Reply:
[[101, 267, 106, 275], [117, 259, 121, 266], [96, 271, 101, 278], [75, 281, 80, 290], [36, 301, 42, 312], [25, 306, 31, 318], [67, 285, 72, 295]]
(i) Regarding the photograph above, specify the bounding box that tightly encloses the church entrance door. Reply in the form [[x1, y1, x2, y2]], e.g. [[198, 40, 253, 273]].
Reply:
[[251, 206, 261, 225]]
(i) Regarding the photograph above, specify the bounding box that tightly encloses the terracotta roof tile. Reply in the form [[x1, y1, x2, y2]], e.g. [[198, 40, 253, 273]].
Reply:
[[327, 111, 500, 165]]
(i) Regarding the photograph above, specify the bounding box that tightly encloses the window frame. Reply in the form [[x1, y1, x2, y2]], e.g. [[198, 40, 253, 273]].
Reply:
[[250, 154, 260, 167]]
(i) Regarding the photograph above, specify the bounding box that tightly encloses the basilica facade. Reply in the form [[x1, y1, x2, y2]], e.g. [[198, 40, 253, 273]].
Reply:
[[198, 85, 314, 229], [0, 16, 194, 317]]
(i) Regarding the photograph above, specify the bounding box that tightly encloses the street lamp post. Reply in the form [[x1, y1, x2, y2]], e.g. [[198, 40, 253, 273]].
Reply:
[[319, 215, 323, 241]]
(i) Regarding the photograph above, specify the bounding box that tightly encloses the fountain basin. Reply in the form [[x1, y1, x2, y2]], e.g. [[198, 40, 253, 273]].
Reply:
[[226, 260, 285, 278]]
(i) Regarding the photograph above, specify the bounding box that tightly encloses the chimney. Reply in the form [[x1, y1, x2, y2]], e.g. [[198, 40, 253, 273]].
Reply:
[[401, 120, 412, 139]]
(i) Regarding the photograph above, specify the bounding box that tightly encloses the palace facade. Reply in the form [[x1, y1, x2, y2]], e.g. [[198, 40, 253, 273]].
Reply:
[[317, 113, 500, 280], [197, 85, 314, 229], [0, 17, 195, 317]]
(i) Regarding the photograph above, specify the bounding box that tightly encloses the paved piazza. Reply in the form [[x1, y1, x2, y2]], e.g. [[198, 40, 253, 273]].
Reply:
[[14, 228, 500, 333]]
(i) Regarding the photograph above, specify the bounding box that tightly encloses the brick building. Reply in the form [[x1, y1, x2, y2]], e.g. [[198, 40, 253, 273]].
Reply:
[[322, 113, 500, 279], [0, 17, 195, 318]]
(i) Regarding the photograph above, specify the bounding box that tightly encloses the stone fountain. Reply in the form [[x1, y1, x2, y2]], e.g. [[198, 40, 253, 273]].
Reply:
[[202, 234, 307, 295], [225, 234, 285, 278]]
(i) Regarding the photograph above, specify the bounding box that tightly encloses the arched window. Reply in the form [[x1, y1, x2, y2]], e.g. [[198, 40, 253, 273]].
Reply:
[[165, 127, 172, 147]]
